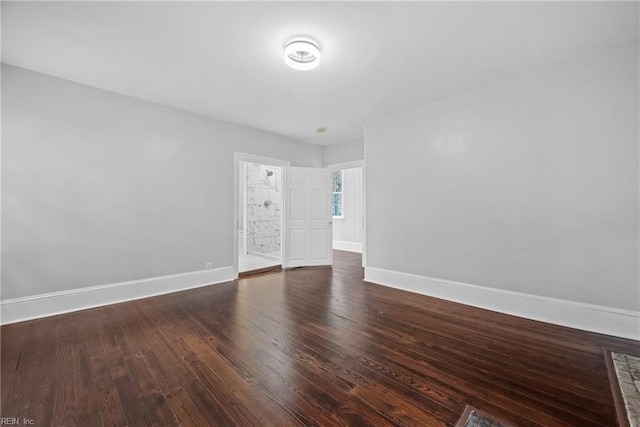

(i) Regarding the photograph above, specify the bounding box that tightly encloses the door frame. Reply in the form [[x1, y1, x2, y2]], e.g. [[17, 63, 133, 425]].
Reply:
[[326, 159, 366, 268], [233, 152, 290, 277]]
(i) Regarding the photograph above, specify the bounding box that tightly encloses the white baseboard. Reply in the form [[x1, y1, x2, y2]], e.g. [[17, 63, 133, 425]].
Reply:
[[364, 267, 640, 341], [0, 266, 236, 325], [333, 240, 363, 253]]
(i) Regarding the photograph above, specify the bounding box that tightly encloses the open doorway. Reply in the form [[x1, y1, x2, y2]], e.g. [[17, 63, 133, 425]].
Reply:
[[328, 160, 365, 267], [238, 160, 284, 275], [233, 153, 334, 275]]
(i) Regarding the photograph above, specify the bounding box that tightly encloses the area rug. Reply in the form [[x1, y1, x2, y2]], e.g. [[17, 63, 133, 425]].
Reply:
[[455, 405, 513, 427], [606, 350, 640, 427]]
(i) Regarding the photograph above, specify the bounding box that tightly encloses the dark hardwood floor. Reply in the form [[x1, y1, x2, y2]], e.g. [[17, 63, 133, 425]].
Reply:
[[2, 250, 638, 426]]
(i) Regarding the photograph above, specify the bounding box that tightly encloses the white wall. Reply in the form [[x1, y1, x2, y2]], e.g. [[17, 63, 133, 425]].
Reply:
[[365, 41, 639, 313], [2, 64, 323, 300], [323, 136, 364, 166], [333, 167, 363, 249]]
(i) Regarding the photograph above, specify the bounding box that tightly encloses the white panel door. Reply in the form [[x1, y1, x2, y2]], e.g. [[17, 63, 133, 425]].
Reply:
[[284, 167, 333, 267]]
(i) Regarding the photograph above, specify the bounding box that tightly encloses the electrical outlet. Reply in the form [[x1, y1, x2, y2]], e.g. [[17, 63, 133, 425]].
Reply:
[[205, 262, 212, 270]]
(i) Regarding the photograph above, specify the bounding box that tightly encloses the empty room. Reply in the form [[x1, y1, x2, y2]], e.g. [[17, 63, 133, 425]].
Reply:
[[1, 1, 639, 426]]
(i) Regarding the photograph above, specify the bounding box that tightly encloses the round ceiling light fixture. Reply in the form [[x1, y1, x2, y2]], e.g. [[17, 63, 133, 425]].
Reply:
[[284, 37, 320, 71]]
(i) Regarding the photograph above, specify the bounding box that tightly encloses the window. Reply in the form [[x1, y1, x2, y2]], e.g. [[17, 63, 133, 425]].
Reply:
[[332, 171, 343, 218]]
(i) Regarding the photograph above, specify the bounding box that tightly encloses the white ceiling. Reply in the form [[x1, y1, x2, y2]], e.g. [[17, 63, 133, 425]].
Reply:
[[2, 1, 638, 145]]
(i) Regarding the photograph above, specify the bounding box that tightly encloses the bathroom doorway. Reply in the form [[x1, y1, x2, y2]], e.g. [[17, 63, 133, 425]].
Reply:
[[238, 160, 284, 274]]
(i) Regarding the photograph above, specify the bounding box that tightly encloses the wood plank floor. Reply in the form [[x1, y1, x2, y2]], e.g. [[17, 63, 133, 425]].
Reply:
[[2, 250, 638, 426]]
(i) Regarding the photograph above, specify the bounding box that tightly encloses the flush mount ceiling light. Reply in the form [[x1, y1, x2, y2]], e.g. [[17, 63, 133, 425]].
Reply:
[[284, 37, 320, 71]]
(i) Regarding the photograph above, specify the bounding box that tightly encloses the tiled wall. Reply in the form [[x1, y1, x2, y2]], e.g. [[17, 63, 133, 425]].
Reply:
[[246, 163, 281, 255]]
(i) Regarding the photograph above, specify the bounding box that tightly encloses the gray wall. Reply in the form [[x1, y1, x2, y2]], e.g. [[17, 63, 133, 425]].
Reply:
[[2, 65, 323, 299], [365, 41, 639, 311], [323, 136, 364, 166]]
